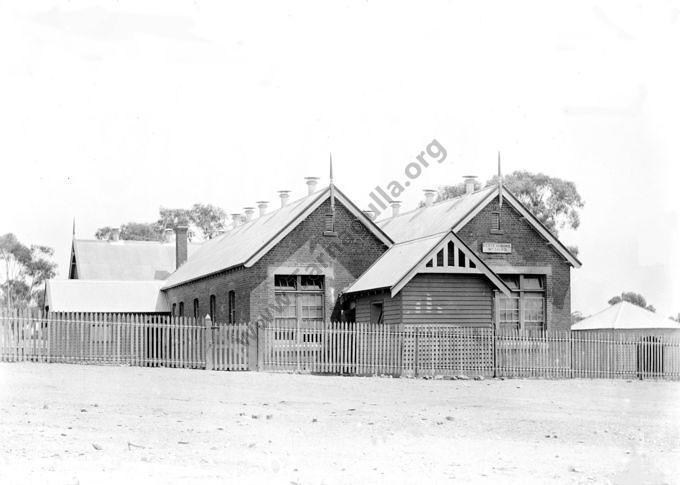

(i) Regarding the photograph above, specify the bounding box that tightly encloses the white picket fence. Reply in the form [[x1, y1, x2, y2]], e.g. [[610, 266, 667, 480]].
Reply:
[[2, 310, 679, 380], [0, 310, 250, 371], [259, 322, 680, 380]]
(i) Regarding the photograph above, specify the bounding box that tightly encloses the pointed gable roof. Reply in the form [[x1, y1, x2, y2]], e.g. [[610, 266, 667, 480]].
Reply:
[[377, 185, 581, 268], [345, 184, 580, 296], [344, 230, 512, 297], [161, 185, 393, 289]]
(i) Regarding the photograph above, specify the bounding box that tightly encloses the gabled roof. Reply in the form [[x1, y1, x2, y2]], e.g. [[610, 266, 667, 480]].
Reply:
[[45, 279, 170, 313], [377, 185, 581, 268], [377, 186, 496, 242], [344, 231, 513, 297], [572, 301, 680, 330], [343, 234, 442, 295], [345, 184, 581, 296], [162, 185, 393, 289], [71, 239, 201, 280]]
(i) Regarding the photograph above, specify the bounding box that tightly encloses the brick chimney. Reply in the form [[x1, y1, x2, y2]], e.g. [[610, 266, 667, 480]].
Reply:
[[174, 226, 188, 269], [305, 177, 319, 195], [464, 175, 477, 195], [244, 207, 255, 222], [256, 201, 269, 217], [390, 201, 401, 217], [109, 227, 120, 242], [423, 189, 436, 207], [278, 190, 291, 207]]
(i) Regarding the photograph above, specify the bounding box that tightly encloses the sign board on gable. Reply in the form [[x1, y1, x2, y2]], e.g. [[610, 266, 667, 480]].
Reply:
[[482, 242, 512, 254]]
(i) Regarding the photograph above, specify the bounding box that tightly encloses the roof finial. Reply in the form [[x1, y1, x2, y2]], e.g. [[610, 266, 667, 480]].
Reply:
[[497, 151, 503, 209], [330, 152, 334, 184], [329, 153, 335, 212]]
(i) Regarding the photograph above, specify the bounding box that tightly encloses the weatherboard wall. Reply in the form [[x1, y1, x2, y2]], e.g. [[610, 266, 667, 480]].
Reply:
[[399, 274, 494, 327], [457, 196, 572, 331], [354, 289, 402, 324]]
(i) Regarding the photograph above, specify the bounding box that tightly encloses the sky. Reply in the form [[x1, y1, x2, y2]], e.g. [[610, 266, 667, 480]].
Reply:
[[0, 1, 678, 318]]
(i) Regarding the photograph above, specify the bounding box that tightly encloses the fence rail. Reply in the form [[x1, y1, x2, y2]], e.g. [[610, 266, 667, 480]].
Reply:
[[0, 310, 249, 371], [258, 323, 680, 380], [2, 310, 679, 380]]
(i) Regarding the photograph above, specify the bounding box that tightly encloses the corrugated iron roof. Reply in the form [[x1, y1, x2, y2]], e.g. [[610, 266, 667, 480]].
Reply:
[[161, 186, 392, 289], [73, 239, 201, 280], [345, 184, 580, 296], [344, 230, 513, 297], [161, 190, 327, 288], [45, 280, 170, 313], [376, 185, 581, 268], [572, 301, 680, 330], [376, 186, 495, 242], [343, 235, 442, 294]]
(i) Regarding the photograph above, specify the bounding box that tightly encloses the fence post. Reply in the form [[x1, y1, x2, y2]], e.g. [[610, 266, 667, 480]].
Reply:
[[256, 321, 263, 372], [46, 311, 52, 363], [492, 326, 497, 378], [569, 331, 574, 379], [414, 327, 419, 378], [204, 316, 214, 371]]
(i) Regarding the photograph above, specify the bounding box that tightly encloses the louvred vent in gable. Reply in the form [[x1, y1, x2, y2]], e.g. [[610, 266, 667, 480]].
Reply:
[[421, 235, 479, 273]]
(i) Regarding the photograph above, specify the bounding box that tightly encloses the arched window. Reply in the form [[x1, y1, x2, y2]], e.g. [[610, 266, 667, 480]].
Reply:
[[193, 298, 199, 319], [228, 290, 236, 323], [172, 303, 177, 317], [178, 301, 184, 317], [209, 294, 216, 321]]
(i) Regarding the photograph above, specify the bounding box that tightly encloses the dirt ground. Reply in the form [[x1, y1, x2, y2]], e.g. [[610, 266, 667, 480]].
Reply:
[[0, 363, 678, 485]]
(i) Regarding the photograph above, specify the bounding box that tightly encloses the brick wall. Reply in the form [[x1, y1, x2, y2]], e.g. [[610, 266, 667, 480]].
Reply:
[[163, 198, 388, 325], [163, 192, 574, 331], [456, 198, 573, 330]]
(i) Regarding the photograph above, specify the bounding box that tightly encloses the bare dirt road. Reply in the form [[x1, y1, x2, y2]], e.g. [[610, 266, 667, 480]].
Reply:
[[1, 363, 678, 484]]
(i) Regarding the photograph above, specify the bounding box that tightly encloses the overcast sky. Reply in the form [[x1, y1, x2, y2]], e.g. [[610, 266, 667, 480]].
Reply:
[[1, 1, 678, 318]]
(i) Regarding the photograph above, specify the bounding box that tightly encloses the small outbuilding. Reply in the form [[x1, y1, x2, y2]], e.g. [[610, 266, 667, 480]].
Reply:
[[572, 301, 680, 334], [572, 301, 680, 377]]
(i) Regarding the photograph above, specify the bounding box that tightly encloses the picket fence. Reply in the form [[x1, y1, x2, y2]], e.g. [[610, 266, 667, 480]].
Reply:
[[258, 322, 680, 380], [0, 310, 250, 371], [2, 310, 679, 380]]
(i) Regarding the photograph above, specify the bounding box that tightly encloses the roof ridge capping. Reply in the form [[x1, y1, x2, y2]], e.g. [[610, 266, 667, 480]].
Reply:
[[376, 185, 495, 222]]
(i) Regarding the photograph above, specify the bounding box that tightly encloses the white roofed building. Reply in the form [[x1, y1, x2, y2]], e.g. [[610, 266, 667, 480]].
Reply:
[[572, 301, 680, 332]]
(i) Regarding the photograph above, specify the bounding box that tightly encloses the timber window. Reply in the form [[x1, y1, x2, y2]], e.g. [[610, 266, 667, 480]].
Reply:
[[273, 274, 325, 341], [498, 275, 546, 330], [172, 303, 177, 317], [178, 301, 184, 317], [193, 298, 199, 319], [228, 290, 236, 323], [209, 294, 216, 321]]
